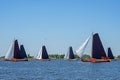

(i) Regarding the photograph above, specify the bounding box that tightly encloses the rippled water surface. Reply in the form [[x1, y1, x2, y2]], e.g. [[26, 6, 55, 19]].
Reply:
[[0, 60, 120, 80]]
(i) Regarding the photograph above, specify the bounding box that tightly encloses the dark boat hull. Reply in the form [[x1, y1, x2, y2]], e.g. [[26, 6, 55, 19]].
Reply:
[[12, 58, 28, 62], [36, 59, 51, 61]]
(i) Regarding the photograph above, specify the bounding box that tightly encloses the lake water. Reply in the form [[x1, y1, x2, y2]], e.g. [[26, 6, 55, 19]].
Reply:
[[0, 60, 120, 80]]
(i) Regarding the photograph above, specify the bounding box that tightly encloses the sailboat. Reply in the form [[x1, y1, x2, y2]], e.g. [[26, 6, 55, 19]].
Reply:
[[90, 33, 111, 62], [107, 47, 114, 59], [76, 33, 111, 62], [5, 40, 28, 61], [36, 45, 50, 61], [64, 46, 75, 60]]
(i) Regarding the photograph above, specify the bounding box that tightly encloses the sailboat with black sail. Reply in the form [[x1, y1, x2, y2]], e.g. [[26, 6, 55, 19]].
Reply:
[[76, 33, 111, 62], [5, 40, 28, 61], [90, 33, 111, 62], [64, 46, 75, 60], [36, 45, 50, 61]]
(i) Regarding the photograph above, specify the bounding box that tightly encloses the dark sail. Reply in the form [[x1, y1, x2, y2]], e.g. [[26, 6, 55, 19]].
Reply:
[[108, 47, 114, 59], [41, 46, 49, 59], [14, 40, 21, 59], [92, 33, 107, 59], [68, 46, 75, 59], [20, 45, 28, 59]]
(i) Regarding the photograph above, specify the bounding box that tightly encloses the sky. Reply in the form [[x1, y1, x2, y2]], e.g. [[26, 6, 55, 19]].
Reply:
[[0, 0, 120, 57]]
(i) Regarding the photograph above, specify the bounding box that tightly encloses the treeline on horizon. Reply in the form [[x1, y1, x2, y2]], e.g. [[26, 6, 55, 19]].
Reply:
[[1, 54, 120, 60]]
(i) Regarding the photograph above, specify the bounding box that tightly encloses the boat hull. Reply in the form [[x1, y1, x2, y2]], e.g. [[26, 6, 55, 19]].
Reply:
[[12, 58, 28, 62], [5, 59, 12, 61], [5, 58, 28, 62], [67, 59, 76, 60], [90, 58, 111, 63], [81, 59, 90, 62], [36, 59, 51, 61], [81, 58, 111, 63]]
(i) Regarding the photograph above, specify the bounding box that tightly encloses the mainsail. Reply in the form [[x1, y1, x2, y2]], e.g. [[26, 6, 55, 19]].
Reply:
[[107, 47, 114, 59], [37, 45, 49, 59], [92, 33, 107, 59], [76, 35, 91, 58], [20, 45, 28, 59], [64, 46, 75, 59], [14, 40, 21, 59]]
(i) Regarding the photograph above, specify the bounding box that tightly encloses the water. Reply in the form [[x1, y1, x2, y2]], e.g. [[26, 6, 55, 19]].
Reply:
[[0, 60, 120, 80]]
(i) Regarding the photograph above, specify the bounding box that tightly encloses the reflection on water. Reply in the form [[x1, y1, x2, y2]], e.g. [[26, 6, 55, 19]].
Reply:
[[0, 60, 120, 80]]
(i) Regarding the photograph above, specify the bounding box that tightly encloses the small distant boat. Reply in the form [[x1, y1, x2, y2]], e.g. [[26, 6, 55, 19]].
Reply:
[[76, 33, 111, 63], [36, 45, 50, 61], [64, 46, 75, 60], [107, 47, 114, 59], [5, 40, 28, 62]]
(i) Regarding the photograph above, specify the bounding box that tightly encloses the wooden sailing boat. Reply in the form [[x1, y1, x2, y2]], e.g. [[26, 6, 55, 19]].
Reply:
[[76, 33, 111, 62], [107, 47, 114, 59], [90, 33, 111, 62], [64, 46, 75, 60], [5, 40, 28, 61], [36, 45, 50, 61]]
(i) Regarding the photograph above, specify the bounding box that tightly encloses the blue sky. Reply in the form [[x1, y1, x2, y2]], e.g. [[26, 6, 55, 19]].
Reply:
[[0, 0, 120, 56]]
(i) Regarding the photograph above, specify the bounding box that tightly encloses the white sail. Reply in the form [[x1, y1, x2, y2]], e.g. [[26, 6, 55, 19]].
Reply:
[[36, 47, 42, 59], [5, 42, 14, 60], [76, 35, 91, 58], [64, 51, 69, 59]]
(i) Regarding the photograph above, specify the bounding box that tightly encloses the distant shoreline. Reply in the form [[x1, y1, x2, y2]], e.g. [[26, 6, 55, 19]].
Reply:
[[1, 54, 120, 60]]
